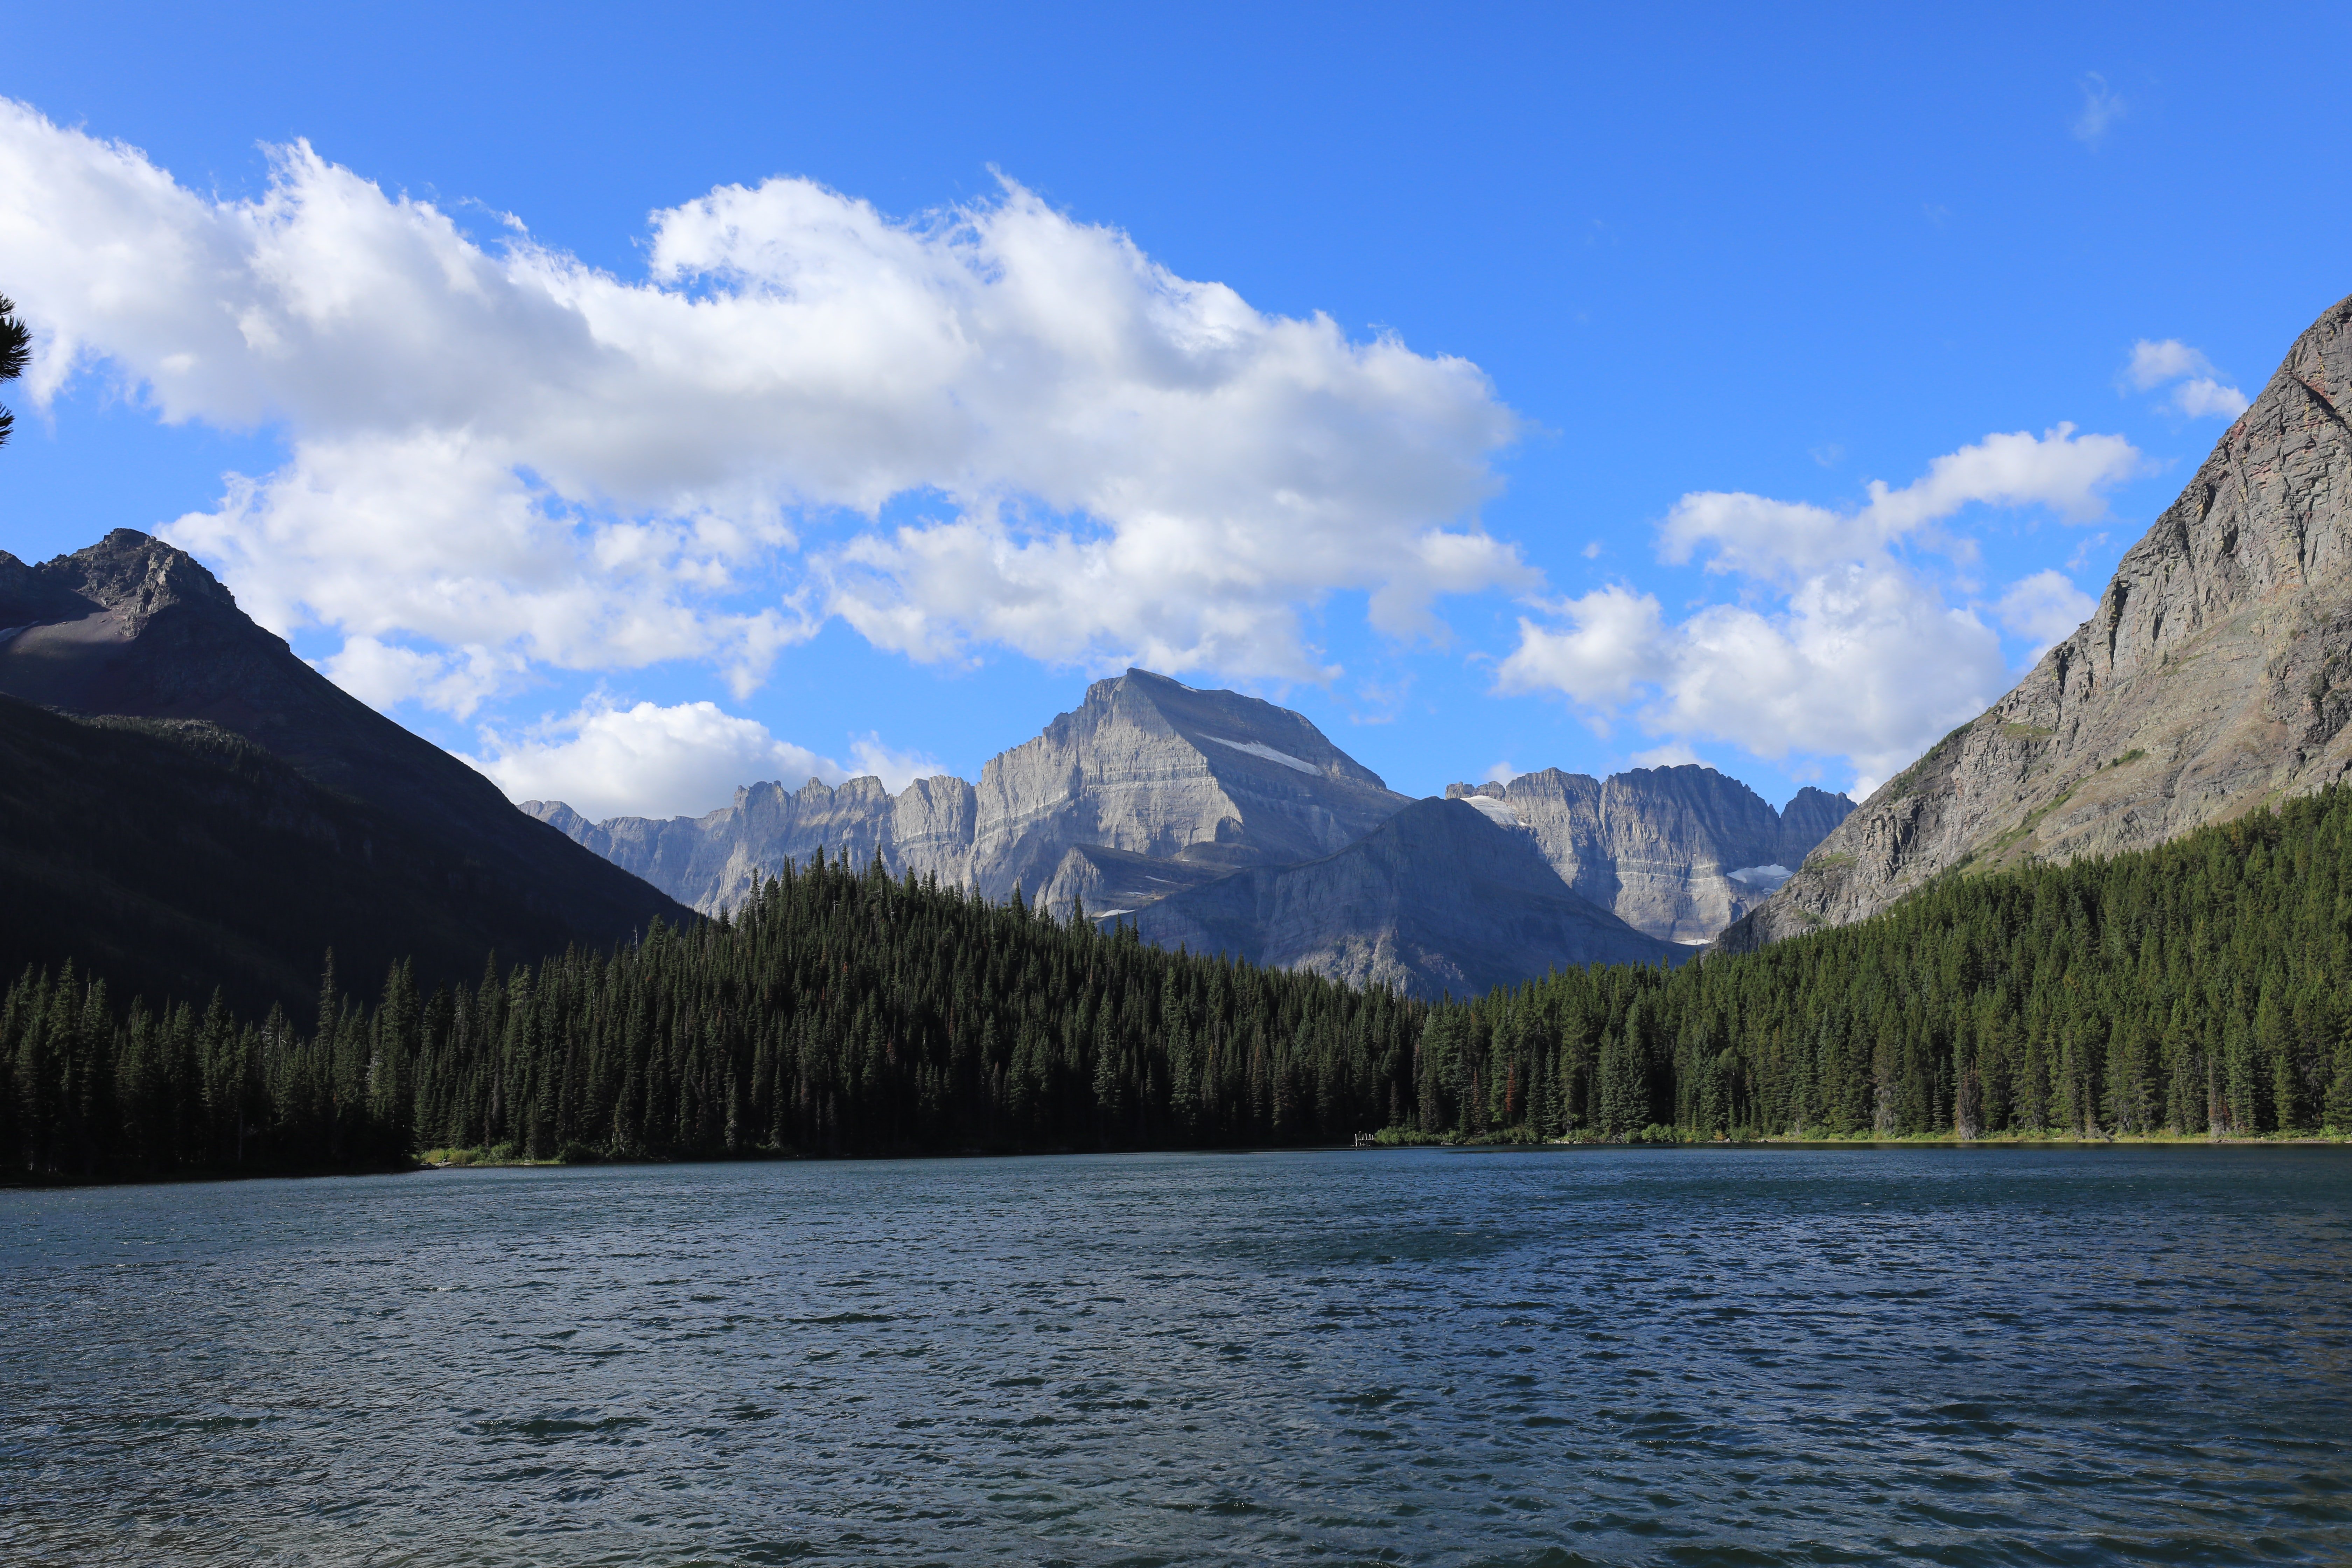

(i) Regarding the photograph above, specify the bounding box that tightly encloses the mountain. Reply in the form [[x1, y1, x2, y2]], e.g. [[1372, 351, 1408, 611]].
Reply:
[[528, 667, 1413, 915], [1718, 291, 2352, 953], [1127, 797, 1688, 997], [0, 531, 691, 988], [1444, 768, 1852, 943], [0, 694, 645, 1015]]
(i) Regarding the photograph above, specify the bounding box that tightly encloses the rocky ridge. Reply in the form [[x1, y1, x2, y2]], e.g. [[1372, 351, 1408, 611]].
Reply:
[[0, 531, 691, 963], [1719, 291, 2352, 952], [1446, 768, 1851, 943], [530, 668, 1412, 917], [1128, 797, 1687, 996]]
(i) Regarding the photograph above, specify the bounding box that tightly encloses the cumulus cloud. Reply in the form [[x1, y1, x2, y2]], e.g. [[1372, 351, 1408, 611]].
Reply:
[[0, 99, 1524, 703], [1500, 564, 2006, 789], [467, 700, 871, 822], [845, 732, 949, 792], [1996, 568, 2097, 654], [1659, 425, 2138, 579], [2123, 338, 2248, 420], [2125, 339, 2211, 389], [2072, 74, 2126, 146], [2169, 377, 2250, 419], [1502, 428, 2138, 792]]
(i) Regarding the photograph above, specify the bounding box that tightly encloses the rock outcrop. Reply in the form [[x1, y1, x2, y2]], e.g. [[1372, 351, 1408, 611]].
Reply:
[[1719, 291, 2352, 953], [0, 530, 692, 960], [1128, 797, 1688, 998], [1444, 768, 1852, 942], [531, 668, 1413, 917]]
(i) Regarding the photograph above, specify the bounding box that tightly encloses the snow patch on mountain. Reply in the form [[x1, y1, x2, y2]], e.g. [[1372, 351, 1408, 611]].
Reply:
[[1202, 735, 1321, 775], [1462, 794, 1523, 828]]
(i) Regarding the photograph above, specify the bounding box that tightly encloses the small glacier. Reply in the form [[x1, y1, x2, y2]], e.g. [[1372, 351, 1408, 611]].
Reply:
[[1202, 735, 1322, 775], [1728, 863, 1793, 891], [1461, 795, 1524, 828]]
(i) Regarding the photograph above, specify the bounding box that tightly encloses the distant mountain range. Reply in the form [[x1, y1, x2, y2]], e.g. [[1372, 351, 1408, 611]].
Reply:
[[1721, 289, 2352, 953], [532, 667, 1853, 996], [0, 531, 690, 1011], [0, 531, 1850, 1010]]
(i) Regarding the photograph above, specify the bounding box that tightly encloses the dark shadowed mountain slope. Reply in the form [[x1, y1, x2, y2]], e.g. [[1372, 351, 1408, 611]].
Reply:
[[0, 695, 634, 1015], [1720, 291, 2352, 954], [1127, 797, 1688, 999], [0, 531, 689, 954]]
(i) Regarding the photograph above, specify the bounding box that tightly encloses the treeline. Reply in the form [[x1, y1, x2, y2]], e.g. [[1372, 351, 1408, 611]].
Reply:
[[13, 789, 2352, 1182], [1432, 788, 2352, 1141], [3, 850, 1425, 1181]]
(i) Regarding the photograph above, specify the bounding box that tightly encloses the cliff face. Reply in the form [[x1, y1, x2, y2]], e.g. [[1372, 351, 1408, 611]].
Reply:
[[531, 668, 1413, 917], [1445, 768, 1852, 943], [1719, 292, 2352, 953], [1127, 797, 1688, 999]]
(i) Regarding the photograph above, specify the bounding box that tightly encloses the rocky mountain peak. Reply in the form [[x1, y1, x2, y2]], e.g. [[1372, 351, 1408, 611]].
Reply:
[[0, 530, 691, 974], [0, 530, 241, 636], [1076, 668, 1394, 789], [1720, 290, 2352, 953]]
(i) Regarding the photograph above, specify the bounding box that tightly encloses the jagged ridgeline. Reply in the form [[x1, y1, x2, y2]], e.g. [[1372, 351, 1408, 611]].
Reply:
[[1, 849, 1427, 1181], [12, 786, 2352, 1181]]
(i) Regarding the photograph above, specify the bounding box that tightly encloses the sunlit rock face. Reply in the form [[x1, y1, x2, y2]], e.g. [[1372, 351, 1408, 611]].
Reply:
[[964, 669, 1411, 906], [1443, 770, 1853, 944], [530, 668, 1411, 918], [1720, 292, 2352, 955]]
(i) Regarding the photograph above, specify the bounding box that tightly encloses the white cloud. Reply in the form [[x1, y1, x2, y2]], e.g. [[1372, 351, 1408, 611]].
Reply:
[[1500, 563, 2005, 791], [2125, 339, 2211, 389], [846, 732, 949, 793], [1483, 760, 1519, 785], [1500, 428, 2129, 791], [1996, 568, 2096, 653], [2072, 74, 2126, 146], [0, 99, 1524, 701], [2123, 339, 2247, 420], [1658, 425, 2140, 580], [1497, 584, 1667, 707], [1630, 742, 1703, 769], [468, 700, 858, 822], [2170, 377, 2249, 420]]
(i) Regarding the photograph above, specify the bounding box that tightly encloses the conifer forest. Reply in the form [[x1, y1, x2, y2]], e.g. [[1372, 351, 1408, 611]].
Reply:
[[10, 789, 2352, 1182]]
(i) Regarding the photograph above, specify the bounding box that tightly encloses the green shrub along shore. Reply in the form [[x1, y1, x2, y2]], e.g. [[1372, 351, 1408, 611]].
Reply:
[[10, 788, 2352, 1183]]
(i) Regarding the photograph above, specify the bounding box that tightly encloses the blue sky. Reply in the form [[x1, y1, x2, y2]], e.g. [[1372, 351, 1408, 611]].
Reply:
[[4, 2, 2346, 820]]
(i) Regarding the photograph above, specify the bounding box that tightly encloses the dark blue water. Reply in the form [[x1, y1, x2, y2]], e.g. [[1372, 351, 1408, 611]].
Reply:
[[4, 1148, 2349, 1566]]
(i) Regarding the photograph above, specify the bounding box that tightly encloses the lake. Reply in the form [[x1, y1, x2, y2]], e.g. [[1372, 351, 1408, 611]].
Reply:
[[4, 1147, 2349, 1565]]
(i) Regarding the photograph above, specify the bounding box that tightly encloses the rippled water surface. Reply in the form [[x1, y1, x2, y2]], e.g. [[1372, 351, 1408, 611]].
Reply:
[[5, 1148, 2351, 1566]]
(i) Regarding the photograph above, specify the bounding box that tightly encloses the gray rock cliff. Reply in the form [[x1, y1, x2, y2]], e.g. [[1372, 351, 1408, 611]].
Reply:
[[1127, 797, 1689, 999], [529, 668, 1413, 917], [1718, 291, 2352, 953], [1444, 768, 1852, 943]]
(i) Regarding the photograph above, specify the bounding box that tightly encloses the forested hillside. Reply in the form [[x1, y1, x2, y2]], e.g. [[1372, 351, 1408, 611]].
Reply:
[[10, 789, 2352, 1181], [2, 850, 1424, 1180], [1440, 788, 2352, 1142]]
